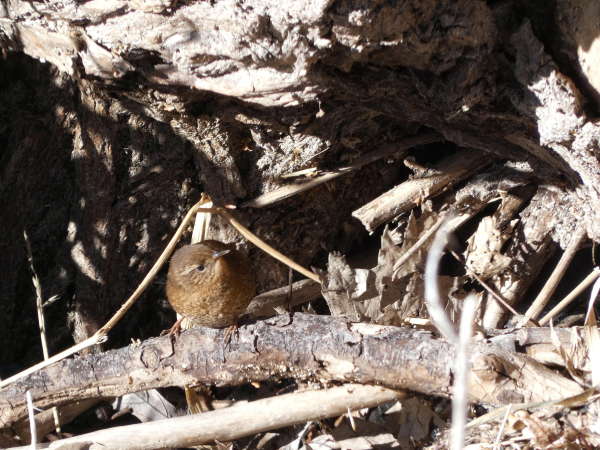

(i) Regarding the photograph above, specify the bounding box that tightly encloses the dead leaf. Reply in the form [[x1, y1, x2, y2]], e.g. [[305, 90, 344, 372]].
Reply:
[[464, 217, 517, 281], [112, 389, 179, 422]]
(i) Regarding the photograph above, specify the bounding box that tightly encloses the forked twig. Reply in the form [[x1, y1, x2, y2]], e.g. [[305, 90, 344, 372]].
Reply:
[[0, 198, 320, 389]]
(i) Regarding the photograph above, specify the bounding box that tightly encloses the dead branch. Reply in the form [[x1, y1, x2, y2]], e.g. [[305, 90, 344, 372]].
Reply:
[[480, 188, 561, 328], [30, 384, 404, 450], [352, 148, 491, 232], [0, 314, 582, 427]]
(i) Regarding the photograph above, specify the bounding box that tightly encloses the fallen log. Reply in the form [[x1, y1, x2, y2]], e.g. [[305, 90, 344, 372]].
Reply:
[[0, 314, 582, 427]]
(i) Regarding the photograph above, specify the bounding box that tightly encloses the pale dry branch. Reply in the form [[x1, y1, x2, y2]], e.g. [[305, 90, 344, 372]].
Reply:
[[352, 148, 490, 232], [41, 385, 404, 450], [525, 228, 586, 320], [245, 279, 322, 317]]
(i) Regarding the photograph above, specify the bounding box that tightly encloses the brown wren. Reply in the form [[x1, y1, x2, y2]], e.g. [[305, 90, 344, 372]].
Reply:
[[166, 240, 255, 333]]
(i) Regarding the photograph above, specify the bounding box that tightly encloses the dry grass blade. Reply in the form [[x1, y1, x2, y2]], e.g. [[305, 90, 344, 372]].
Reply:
[[26, 391, 36, 450], [492, 404, 512, 450], [423, 216, 478, 450], [191, 193, 212, 244], [452, 294, 477, 450]]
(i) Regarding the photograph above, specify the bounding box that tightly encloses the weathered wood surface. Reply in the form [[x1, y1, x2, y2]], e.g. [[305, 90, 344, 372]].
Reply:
[[0, 314, 582, 427], [29, 385, 406, 450]]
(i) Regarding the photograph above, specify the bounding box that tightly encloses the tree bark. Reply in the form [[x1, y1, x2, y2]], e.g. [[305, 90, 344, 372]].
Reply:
[[0, 314, 583, 427]]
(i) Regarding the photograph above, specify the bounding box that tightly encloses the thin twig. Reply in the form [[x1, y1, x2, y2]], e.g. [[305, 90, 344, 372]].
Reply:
[[539, 267, 600, 326], [525, 229, 585, 320], [492, 404, 512, 450], [215, 207, 320, 282], [242, 133, 442, 209]]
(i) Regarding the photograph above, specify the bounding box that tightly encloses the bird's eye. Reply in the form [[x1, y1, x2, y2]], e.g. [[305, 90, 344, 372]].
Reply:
[[196, 265, 205, 271]]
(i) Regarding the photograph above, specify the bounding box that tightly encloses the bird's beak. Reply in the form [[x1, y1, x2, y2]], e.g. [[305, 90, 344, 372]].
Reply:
[[213, 250, 231, 260]]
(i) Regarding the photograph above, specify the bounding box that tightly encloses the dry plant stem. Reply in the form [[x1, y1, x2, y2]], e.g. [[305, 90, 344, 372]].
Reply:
[[424, 214, 458, 340], [26, 391, 36, 450], [353, 147, 490, 232], [467, 387, 596, 429], [452, 294, 477, 450], [492, 404, 512, 450], [392, 209, 482, 279], [1, 314, 583, 426], [191, 194, 212, 244], [24, 231, 49, 361], [43, 385, 405, 450], [0, 197, 212, 389], [241, 133, 442, 209], [449, 249, 520, 317], [213, 207, 321, 282], [24, 231, 62, 439], [525, 228, 586, 320], [584, 277, 600, 386], [14, 399, 103, 446], [539, 267, 600, 326]]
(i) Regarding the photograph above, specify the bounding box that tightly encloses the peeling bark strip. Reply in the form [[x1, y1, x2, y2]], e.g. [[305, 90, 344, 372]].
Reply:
[[0, 314, 582, 426]]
